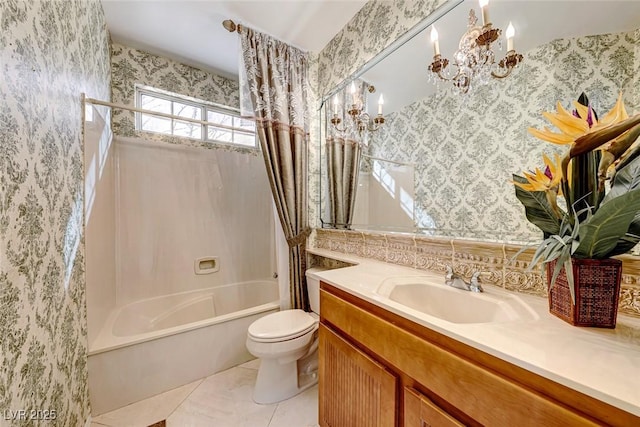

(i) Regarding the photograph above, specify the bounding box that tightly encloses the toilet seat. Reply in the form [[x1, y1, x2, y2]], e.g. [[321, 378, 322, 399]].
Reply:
[[248, 309, 317, 343]]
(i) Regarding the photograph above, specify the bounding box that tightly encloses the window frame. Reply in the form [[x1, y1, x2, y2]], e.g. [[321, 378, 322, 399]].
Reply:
[[135, 86, 258, 150]]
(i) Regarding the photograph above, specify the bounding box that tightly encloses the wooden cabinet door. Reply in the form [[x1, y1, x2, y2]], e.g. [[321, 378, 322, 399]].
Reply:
[[319, 324, 397, 427], [404, 387, 464, 427]]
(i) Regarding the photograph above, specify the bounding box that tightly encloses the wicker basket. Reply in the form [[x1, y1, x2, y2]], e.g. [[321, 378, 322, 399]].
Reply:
[[546, 258, 622, 328]]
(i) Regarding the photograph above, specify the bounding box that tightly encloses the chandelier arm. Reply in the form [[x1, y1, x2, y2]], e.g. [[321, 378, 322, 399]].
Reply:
[[367, 123, 382, 133], [435, 66, 463, 83], [366, 116, 385, 132], [332, 123, 349, 133], [330, 117, 349, 133], [490, 66, 515, 79]]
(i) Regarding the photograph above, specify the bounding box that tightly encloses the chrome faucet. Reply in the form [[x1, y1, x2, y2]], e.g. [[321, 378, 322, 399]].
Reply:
[[445, 266, 484, 293]]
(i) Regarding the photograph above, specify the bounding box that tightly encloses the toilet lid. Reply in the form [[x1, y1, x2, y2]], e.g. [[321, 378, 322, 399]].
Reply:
[[248, 309, 317, 342]]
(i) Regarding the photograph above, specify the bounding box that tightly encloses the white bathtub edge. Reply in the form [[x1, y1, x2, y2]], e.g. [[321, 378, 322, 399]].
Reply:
[[89, 301, 279, 356]]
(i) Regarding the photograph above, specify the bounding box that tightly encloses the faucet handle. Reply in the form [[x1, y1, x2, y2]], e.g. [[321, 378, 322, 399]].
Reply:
[[445, 265, 454, 285], [470, 271, 484, 292], [445, 265, 454, 277]]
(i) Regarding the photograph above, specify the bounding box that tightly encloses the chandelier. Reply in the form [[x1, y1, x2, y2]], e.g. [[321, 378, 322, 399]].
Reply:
[[427, 0, 523, 94], [330, 82, 385, 135]]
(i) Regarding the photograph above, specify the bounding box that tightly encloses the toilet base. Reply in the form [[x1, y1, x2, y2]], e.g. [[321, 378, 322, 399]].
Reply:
[[253, 351, 318, 404]]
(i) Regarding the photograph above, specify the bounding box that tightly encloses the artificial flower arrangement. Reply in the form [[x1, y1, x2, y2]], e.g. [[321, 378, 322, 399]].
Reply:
[[513, 93, 640, 302]]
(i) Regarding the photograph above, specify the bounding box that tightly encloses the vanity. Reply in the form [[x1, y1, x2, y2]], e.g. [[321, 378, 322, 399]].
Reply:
[[312, 249, 640, 427]]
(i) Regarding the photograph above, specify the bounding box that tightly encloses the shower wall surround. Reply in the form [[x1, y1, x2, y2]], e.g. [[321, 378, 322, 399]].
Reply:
[[90, 45, 275, 311], [110, 43, 244, 152], [84, 106, 117, 349], [367, 29, 640, 241], [0, 0, 111, 424], [115, 137, 275, 304]]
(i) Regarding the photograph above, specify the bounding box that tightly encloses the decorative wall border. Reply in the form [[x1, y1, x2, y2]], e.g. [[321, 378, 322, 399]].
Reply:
[[312, 228, 640, 319]]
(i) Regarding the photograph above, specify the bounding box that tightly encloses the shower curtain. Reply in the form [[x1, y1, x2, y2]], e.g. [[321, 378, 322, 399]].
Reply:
[[326, 136, 362, 228], [239, 26, 311, 311], [325, 80, 368, 229]]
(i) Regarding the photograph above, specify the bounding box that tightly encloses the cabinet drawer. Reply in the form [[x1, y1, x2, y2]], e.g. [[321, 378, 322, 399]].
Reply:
[[404, 387, 464, 427]]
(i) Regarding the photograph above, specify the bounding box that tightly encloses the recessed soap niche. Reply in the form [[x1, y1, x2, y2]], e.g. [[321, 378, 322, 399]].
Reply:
[[195, 257, 219, 275]]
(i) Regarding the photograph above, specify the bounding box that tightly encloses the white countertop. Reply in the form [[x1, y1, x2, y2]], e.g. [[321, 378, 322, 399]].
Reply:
[[309, 248, 640, 416]]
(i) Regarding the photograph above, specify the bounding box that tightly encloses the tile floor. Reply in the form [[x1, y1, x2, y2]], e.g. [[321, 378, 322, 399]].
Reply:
[[91, 359, 319, 427]]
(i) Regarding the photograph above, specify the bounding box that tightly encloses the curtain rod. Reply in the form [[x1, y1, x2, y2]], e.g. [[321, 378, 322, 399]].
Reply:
[[82, 94, 242, 132], [222, 19, 242, 33]]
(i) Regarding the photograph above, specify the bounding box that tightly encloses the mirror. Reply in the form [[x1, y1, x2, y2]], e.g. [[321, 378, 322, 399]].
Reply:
[[352, 156, 416, 232], [320, 0, 640, 244]]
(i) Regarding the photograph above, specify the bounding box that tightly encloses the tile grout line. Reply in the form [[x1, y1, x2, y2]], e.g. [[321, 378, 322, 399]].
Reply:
[[266, 401, 280, 427], [164, 361, 260, 423], [164, 377, 206, 423]]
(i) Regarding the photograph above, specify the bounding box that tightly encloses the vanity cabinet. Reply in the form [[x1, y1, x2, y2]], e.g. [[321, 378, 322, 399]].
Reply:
[[319, 282, 640, 427], [318, 325, 397, 427]]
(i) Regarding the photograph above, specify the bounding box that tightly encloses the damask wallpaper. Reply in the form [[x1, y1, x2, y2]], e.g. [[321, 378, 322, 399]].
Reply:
[[110, 43, 246, 153], [367, 29, 639, 242], [0, 0, 111, 425], [317, 0, 449, 97]]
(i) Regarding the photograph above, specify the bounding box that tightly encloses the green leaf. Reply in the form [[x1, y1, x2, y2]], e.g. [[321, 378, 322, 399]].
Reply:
[[601, 156, 640, 255], [549, 251, 570, 291], [574, 187, 640, 258], [513, 174, 562, 236], [569, 151, 603, 216], [608, 223, 640, 256], [604, 155, 640, 203]]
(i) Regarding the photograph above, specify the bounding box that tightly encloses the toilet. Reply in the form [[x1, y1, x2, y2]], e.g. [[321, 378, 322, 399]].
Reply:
[[246, 267, 325, 404]]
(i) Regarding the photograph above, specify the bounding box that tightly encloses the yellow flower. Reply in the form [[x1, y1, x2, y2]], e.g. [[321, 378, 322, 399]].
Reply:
[[528, 94, 628, 146], [514, 153, 564, 193]]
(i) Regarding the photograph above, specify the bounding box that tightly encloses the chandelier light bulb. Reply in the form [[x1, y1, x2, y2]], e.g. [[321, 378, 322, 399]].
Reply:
[[430, 26, 440, 56], [333, 95, 339, 115], [430, 26, 439, 42], [350, 81, 359, 105], [479, 0, 490, 25], [506, 22, 515, 38], [506, 22, 515, 51], [378, 94, 384, 115]]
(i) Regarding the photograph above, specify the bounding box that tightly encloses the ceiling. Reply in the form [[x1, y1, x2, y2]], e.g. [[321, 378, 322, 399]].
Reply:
[[101, 0, 368, 80], [102, 0, 640, 111], [361, 0, 640, 114]]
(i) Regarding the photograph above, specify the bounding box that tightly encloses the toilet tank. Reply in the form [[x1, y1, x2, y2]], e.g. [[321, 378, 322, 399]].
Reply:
[[305, 267, 327, 314]]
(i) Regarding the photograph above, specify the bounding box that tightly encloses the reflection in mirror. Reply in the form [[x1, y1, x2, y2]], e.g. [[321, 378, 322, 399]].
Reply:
[[323, 80, 381, 229], [325, 135, 362, 229], [320, 0, 640, 245], [351, 156, 416, 232]]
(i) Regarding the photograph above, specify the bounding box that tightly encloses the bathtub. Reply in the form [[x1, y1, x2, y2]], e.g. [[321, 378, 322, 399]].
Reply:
[[88, 280, 279, 415]]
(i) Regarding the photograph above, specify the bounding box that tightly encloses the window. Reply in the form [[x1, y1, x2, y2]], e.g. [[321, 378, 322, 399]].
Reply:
[[135, 86, 257, 148]]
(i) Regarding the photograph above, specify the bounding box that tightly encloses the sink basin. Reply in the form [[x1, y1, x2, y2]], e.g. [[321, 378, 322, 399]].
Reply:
[[376, 276, 537, 324]]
